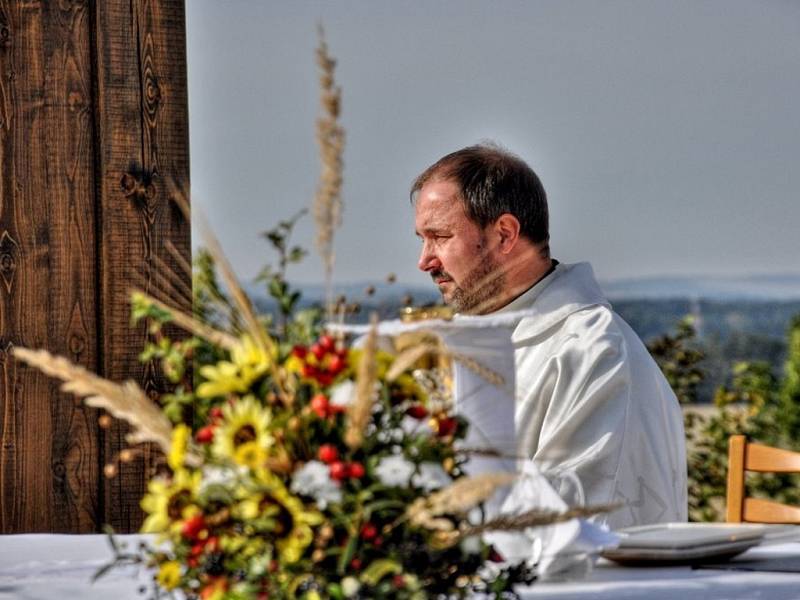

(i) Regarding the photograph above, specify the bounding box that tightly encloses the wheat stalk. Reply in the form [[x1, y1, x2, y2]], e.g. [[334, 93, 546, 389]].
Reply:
[[387, 336, 505, 388], [345, 314, 378, 449], [132, 289, 239, 351], [168, 183, 290, 404], [313, 25, 345, 319], [459, 503, 620, 539], [407, 472, 516, 529], [386, 342, 441, 381], [12, 347, 173, 454]]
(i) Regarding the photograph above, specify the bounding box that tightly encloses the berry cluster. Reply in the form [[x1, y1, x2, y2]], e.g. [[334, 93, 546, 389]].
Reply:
[[292, 334, 347, 386]]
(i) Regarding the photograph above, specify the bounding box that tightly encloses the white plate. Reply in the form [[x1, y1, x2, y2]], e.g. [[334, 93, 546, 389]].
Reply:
[[600, 523, 779, 566]]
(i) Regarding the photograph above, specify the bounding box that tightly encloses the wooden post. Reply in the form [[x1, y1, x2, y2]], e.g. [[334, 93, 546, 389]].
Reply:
[[0, 0, 190, 533]]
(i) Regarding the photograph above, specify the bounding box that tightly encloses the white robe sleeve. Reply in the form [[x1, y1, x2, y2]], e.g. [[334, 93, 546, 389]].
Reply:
[[515, 308, 687, 529]]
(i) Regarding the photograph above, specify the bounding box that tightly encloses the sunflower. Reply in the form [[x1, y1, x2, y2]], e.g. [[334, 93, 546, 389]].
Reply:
[[156, 560, 182, 590], [212, 395, 273, 468], [234, 470, 322, 563], [168, 423, 191, 471], [141, 469, 202, 534], [196, 335, 272, 399]]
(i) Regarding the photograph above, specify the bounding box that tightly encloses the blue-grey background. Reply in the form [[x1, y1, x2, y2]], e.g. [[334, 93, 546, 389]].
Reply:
[[186, 0, 800, 295]]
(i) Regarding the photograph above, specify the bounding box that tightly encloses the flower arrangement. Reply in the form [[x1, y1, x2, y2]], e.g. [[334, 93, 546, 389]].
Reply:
[[16, 271, 583, 599]]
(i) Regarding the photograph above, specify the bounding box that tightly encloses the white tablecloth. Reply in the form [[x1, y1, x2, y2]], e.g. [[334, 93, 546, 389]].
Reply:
[[3, 534, 800, 599]]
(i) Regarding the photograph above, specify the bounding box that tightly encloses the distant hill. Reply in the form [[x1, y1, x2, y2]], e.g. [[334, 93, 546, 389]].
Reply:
[[246, 273, 800, 307], [601, 273, 800, 301]]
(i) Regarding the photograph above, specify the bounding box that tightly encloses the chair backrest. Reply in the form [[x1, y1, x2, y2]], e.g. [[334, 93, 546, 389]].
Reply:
[[726, 434, 800, 523]]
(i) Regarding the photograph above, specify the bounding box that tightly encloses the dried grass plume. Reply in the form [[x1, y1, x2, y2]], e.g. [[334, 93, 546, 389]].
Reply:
[[12, 347, 173, 454], [314, 25, 345, 317], [345, 314, 378, 449]]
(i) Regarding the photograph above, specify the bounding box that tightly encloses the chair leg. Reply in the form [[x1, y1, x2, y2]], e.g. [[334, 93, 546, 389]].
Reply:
[[726, 435, 747, 522]]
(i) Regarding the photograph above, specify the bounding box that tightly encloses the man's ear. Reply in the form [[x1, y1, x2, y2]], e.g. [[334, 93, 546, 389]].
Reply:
[[494, 214, 521, 254]]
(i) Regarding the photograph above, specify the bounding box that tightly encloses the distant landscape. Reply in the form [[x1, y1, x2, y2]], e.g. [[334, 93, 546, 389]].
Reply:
[[251, 273, 800, 403]]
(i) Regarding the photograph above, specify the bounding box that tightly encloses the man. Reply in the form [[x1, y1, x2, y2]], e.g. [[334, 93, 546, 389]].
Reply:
[[412, 143, 687, 529]]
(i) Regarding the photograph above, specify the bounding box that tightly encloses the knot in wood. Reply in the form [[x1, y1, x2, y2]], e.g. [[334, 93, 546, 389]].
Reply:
[[0, 252, 15, 272], [68, 333, 86, 355]]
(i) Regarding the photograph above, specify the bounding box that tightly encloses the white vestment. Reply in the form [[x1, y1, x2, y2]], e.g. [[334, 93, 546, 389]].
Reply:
[[499, 262, 687, 529], [338, 261, 687, 531]]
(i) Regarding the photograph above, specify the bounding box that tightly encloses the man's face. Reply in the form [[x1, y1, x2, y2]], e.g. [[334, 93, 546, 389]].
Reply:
[[414, 179, 503, 314]]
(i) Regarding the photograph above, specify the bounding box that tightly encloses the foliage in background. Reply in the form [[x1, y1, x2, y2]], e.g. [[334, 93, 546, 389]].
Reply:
[[649, 315, 800, 522]]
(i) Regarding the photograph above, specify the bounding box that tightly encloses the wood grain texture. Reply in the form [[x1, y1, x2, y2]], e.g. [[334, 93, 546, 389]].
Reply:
[[0, 0, 189, 533], [93, 0, 190, 532], [727, 435, 800, 524], [0, 0, 98, 533]]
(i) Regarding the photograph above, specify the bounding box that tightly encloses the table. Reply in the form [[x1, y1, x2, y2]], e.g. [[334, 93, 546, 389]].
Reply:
[[3, 535, 800, 599]]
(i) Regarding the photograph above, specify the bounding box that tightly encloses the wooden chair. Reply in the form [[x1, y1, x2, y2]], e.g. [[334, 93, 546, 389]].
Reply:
[[726, 435, 800, 523]]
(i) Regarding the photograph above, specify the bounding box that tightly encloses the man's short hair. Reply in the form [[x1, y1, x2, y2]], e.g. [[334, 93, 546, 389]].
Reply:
[[411, 143, 549, 253]]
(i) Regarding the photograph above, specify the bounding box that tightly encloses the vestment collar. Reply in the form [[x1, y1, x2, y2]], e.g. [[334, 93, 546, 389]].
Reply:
[[502, 262, 611, 343]]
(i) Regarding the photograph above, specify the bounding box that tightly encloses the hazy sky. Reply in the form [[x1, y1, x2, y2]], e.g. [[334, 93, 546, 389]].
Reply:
[[186, 1, 800, 288]]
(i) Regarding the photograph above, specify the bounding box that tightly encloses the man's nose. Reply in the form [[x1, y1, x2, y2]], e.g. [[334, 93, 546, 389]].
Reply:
[[417, 242, 440, 272]]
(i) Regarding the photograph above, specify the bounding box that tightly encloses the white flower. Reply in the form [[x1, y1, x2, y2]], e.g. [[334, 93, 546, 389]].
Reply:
[[200, 465, 243, 493], [374, 454, 415, 487], [412, 462, 451, 492], [460, 535, 483, 555], [400, 415, 432, 436], [341, 576, 361, 597], [290, 461, 342, 509], [330, 379, 355, 408]]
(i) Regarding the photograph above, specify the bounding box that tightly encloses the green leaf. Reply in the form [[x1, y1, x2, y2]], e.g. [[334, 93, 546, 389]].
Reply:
[[359, 559, 402, 586]]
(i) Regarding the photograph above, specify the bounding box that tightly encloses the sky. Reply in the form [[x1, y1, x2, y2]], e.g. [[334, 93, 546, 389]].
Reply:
[[186, 1, 800, 289]]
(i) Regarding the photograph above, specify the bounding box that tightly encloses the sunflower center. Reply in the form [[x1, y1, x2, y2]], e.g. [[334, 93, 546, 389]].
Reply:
[[261, 497, 294, 537], [167, 489, 192, 520], [234, 424, 257, 446]]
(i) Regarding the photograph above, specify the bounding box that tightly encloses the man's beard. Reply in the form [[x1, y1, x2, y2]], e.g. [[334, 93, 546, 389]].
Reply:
[[433, 255, 505, 315]]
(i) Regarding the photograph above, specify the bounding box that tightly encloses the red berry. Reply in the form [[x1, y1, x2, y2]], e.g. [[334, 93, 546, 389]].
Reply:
[[392, 574, 405, 588], [205, 536, 220, 552], [360, 523, 377, 540], [348, 461, 365, 479], [190, 541, 205, 556], [310, 343, 326, 361], [329, 461, 348, 481], [329, 404, 346, 416], [350, 557, 362, 570], [373, 535, 384, 548], [181, 514, 206, 540], [319, 335, 335, 352], [291, 345, 307, 359], [327, 354, 345, 374], [195, 425, 216, 444], [318, 372, 334, 387], [208, 407, 224, 421], [310, 394, 330, 418], [436, 417, 458, 437], [406, 405, 429, 419], [318, 444, 339, 464], [188, 556, 199, 569], [488, 547, 505, 563]]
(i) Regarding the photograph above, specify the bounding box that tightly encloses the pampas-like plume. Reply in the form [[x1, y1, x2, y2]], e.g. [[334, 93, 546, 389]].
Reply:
[[407, 472, 516, 529], [345, 314, 378, 449], [132, 289, 239, 351], [12, 347, 174, 454], [313, 26, 345, 318]]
